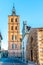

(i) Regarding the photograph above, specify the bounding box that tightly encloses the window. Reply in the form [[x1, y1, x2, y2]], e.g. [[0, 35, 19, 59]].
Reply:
[[15, 36, 17, 39], [20, 38, 22, 42], [12, 44, 15, 49], [11, 26, 13, 30], [12, 44, 17, 49], [15, 18, 18, 22], [15, 26, 18, 30], [15, 44, 17, 48], [12, 35, 14, 40], [14, 35, 17, 40], [12, 35, 17, 40], [15, 35, 17, 40], [11, 18, 13, 22]]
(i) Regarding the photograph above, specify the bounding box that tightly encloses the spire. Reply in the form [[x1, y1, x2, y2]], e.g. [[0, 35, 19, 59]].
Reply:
[[12, 4, 16, 15]]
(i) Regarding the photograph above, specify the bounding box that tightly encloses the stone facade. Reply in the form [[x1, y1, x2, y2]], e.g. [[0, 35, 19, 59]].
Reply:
[[26, 28, 43, 65], [8, 6, 22, 57]]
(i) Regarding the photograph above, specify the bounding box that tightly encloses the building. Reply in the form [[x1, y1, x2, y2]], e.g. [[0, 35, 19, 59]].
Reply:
[[8, 6, 22, 57], [22, 21, 31, 61], [26, 28, 43, 65]]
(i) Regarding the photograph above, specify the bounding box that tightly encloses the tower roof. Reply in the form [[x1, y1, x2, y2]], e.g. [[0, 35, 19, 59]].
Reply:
[[12, 4, 16, 16]]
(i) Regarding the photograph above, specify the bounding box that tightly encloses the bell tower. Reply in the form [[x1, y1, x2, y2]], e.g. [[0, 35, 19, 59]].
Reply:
[[8, 5, 22, 57]]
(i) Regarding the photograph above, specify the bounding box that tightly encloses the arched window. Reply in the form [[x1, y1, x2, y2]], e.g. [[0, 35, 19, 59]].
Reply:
[[12, 44, 17, 49], [11, 18, 13, 22], [14, 35, 17, 40], [12, 35, 14, 40], [12, 44, 15, 49], [20, 38, 22, 42], [12, 35, 17, 40], [11, 26, 13, 30], [15, 26, 18, 30], [15, 44, 17, 48], [15, 18, 18, 22]]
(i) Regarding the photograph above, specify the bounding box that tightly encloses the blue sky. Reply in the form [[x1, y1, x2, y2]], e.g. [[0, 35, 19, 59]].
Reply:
[[0, 0, 43, 50]]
